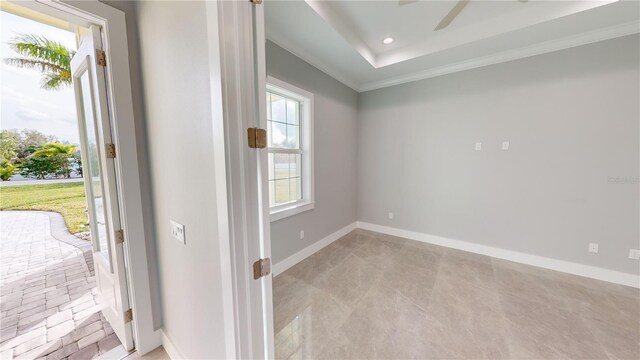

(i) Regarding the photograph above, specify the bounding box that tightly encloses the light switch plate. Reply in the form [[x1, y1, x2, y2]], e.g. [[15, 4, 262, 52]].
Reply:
[[629, 249, 640, 260], [588, 243, 599, 253], [388, 212, 394, 219], [170, 220, 185, 244]]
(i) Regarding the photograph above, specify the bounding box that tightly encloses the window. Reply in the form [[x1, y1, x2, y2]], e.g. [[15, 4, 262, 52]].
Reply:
[[267, 77, 314, 221]]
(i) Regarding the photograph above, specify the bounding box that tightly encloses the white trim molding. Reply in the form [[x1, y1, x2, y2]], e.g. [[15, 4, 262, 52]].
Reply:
[[272, 222, 357, 276], [357, 222, 640, 289], [266, 36, 360, 92], [359, 20, 640, 92], [161, 330, 185, 360], [270, 20, 639, 93]]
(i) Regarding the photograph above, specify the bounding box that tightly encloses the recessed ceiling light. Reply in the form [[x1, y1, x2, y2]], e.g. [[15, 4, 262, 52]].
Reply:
[[383, 37, 394, 45]]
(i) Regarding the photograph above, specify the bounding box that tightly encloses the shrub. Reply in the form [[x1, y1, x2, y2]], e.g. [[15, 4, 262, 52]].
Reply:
[[0, 163, 19, 181]]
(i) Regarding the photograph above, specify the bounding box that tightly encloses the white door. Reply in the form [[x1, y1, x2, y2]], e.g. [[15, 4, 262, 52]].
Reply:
[[71, 25, 134, 351]]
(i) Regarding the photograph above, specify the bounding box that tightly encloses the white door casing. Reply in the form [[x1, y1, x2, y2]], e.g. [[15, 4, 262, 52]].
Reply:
[[71, 25, 134, 351], [215, 0, 274, 358]]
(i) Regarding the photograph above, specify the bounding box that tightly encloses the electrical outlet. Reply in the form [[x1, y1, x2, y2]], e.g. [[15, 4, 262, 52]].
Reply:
[[170, 220, 185, 244], [588, 243, 599, 253], [300, 230, 305, 240], [388, 212, 394, 219], [629, 249, 640, 260], [502, 141, 510, 150], [475, 142, 482, 151]]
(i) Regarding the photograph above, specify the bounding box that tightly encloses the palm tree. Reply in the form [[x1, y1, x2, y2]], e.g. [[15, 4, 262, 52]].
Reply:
[[32, 143, 78, 178], [3, 34, 75, 90]]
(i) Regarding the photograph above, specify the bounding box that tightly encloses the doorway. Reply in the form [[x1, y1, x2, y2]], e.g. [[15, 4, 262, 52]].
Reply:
[[0, 1, 155, 358]]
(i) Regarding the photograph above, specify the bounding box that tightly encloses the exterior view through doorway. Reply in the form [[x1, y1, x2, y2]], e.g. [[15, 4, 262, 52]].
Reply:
[[0, 1, 148, 358]]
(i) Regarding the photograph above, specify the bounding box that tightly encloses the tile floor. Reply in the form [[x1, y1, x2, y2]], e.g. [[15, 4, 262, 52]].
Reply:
[[273, 229, 640, 359], [121, 346, 170, 360], [0, 211, 120, 359]]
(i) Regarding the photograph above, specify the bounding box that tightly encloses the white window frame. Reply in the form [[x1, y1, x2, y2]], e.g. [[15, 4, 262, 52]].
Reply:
[[267, 76, 314, 222]]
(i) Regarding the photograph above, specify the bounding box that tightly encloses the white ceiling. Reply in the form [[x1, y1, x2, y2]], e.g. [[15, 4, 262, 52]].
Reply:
[[265, 0, 640, 92]]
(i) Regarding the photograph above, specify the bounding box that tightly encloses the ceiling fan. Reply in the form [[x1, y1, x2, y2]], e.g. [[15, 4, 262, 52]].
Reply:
[[400, 0, 529, 31]]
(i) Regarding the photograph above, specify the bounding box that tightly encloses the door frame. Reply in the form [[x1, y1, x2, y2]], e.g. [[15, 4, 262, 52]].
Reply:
[[4, 0, 161, 355], [212, 0, 274, 358]]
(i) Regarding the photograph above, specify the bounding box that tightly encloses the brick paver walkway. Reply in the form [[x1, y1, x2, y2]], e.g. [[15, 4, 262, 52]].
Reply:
[[0, 211, 121, 359]]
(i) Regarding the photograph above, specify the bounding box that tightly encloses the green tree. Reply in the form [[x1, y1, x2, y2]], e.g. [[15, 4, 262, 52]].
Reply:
[[19, 156, 60, 180], [0, 130, 20, 164], [3, 34, 75, 90], [32, 143, 77, 178], [14, 130, 58, 159]]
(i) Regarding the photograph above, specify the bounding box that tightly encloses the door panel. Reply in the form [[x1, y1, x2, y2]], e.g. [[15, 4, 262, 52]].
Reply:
[[71, 25, 134, 351]]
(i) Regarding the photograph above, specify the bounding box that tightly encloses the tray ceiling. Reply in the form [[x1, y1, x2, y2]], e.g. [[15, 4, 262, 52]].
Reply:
[[265, 0, 640, 92]]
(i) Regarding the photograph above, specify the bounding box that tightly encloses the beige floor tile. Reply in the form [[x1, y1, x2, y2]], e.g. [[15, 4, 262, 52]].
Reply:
[[274, 230, 639, 360]]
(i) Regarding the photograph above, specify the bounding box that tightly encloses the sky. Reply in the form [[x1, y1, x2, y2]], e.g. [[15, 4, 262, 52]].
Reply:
[[0, 11, 79, 144]]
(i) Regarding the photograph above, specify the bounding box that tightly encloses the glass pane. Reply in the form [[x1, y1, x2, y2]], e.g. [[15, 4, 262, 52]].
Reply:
[[271, 121, 286, 148], [266, 92, 271, 120], [292, 177, 302, 202], [79, 70, 110, 265], [286, 124, 300, 149], [290, 154, 301, 178], [269, 180, 275, 208], [268, 153, 275, 180], [275, 179, 290, 205], [286, 99, 299, 125], [274, 153, 289, 179], [270, 93, 286, 123]]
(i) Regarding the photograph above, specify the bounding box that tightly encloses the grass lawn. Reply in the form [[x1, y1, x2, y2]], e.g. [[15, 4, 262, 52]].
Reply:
[[0, 182, 87, 234]]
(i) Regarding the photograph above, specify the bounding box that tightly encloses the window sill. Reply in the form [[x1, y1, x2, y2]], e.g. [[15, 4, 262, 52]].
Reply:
[[270, 202, 315, 222]]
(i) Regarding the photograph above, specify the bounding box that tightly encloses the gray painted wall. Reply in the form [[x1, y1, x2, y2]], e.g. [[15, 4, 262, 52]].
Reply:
[[134, 1, 229, 357], [266, 41, 359, 264], [357, 35, 640, 275]]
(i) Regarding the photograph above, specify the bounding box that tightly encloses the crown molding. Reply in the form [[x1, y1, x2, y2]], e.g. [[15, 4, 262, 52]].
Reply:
[[266, 35, 360, 92], [268, 20, 639, 93], [359, 20, 640, 92]]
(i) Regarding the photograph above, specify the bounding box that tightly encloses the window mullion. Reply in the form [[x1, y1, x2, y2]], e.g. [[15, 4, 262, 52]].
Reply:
[[268, 148, 302, 155]]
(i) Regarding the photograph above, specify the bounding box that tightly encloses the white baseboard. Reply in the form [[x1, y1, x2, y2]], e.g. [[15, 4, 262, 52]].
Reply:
[[161, 330, 185, 360], [272, 222, 357, 276], [357, 221, 640, 288]]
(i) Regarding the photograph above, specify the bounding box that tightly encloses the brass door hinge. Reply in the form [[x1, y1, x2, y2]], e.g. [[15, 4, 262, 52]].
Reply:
[[124, 309, 133, 323], [115, 229, 124, 244], [247, 128, 267, 149], [253, 258, 271, 280], [96, 49, 107, 67], [106, 143, 116, 158]]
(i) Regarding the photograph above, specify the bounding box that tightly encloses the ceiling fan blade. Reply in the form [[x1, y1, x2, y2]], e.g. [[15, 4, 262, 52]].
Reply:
[[434, 0, 470, 31]]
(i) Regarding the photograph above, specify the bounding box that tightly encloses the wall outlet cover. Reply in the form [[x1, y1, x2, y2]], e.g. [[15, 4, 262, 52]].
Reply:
[[629, 249, 640, 260], [170, 220, 185, 244], [475, 142, 482, 151], [502, 141, 510, 150], [388, 212, 394, 219], [588, 243, 599, 253], [300, 230, 305, 240]]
